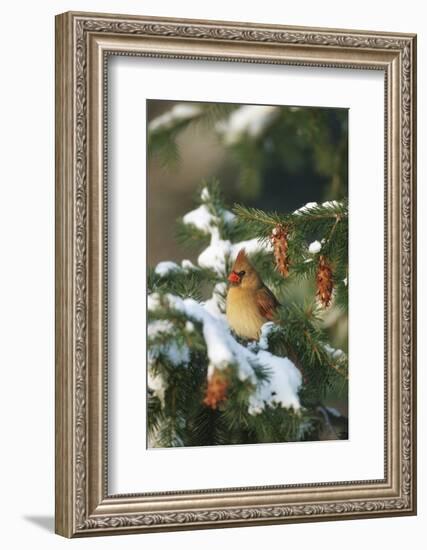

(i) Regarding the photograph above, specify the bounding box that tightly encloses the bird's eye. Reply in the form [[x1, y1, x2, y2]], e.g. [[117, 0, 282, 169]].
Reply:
[[238, 270, 246, 277]]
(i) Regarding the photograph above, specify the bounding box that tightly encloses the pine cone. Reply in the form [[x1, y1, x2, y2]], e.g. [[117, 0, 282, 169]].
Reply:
[[203, 370, 228, 409], [316, 255, 334, 307], [271, 224, 289, 277]]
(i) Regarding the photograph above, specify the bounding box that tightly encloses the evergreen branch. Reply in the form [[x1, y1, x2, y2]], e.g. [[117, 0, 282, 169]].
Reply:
[[148, 267, 220, 300], [175, 219, 211, 249], [147, 104, 239, 169], [147, 178, 348, 447], [234, 201, 348, 307], [234, 201, 347, 225], [269, 302, 348, 391]]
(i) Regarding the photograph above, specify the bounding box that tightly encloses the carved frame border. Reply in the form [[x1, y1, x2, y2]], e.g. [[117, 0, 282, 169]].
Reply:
[[55, 11, 416, 537]]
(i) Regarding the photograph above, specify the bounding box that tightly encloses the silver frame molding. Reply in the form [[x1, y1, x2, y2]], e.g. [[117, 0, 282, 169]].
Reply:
[[55, 11, 417, 538]]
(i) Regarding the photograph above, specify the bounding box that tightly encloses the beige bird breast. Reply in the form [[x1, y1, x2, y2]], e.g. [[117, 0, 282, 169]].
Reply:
[[226, 287, 266, 340]]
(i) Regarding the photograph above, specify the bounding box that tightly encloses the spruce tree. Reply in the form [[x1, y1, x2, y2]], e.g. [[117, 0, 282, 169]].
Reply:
[[147, 180, 348, 447]]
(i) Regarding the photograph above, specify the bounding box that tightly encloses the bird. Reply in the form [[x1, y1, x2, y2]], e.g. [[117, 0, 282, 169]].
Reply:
[[226, 249, 280, 340]]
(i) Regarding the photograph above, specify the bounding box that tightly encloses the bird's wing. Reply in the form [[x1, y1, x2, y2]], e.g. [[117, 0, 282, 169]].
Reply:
[[256, 285, 280, 321]]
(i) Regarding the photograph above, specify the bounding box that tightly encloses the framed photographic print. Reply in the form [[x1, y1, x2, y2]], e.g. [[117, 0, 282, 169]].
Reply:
[[55, 11, 417, 537]]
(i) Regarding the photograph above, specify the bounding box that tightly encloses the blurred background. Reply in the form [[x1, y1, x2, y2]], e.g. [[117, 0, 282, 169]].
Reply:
[[147, 99, 348, 375], [147, 100, 347, 264]]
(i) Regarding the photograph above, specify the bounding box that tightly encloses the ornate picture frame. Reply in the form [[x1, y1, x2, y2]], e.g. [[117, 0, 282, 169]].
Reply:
[[55, 11, 417, 537]]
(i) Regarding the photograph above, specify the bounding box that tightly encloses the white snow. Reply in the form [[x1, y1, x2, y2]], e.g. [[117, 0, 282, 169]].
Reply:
[[258, 322, 277, 350], [147, 370, 167, 406], [222, 210, 236, 224], [148, 291, 302, 414], [326, 406, 341, 417], [148, 320, 190, 367], [147, 320, 189, 401], [248, 351, 302, 414], [203, 282, 227, 317], [308, 240, 322, 254], [230, 238, 273, 259], [197, 227, 232, 274], [183, 204, 235, 234], [198, 228, 272, 276], [148, 340, 189, 370], [181, 259, 197, 270], [200, 187, 210, 201], [154, 261, 180, 277], [294, 201, 318, 215], [148, 319, 174, 337], [167, 342, 190, 366], [216, 105, 280, 145], [183, 194, 271, 276], [147, 293, 162, 311], [185, 321, 195, 332], [149, 291, 256, 383], [324, 343, 345, 360], [183, 204, 216, 233], [294, 200, 343, 216], [148, 103, 201, 133], [322, 200, 340, 209], [343, 277, 348, 287]]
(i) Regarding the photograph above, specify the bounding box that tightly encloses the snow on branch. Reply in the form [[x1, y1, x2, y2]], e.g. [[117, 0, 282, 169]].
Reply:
[[180, 186, 272, 276], [148, 104, 202, 134], [216, 105, 280, 145], [154, 261, 181, 277], [198, 228, 272, 275], [147, 181, 348, 446], [308, 240, 322, 254], [249, 352, 302, 414], [148, 291, 302, 415], [147, 319, 191, 405], [293, 200, 342, 216]]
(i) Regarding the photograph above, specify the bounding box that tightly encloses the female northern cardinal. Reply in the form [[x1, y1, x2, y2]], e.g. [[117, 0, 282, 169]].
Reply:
[[226, 249, 279, 340]]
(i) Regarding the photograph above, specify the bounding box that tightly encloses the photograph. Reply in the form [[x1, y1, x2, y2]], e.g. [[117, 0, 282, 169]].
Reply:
[[53, 9, 416, 538], [147, 99, 349, 448]]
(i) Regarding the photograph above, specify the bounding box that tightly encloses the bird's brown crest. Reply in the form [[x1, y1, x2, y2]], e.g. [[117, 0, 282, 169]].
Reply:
[[232, 248, 251, 272], [236, 248, 247, 262]]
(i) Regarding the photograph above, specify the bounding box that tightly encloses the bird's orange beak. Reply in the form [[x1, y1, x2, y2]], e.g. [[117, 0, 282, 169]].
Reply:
[[228, 271, 240, 284]]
